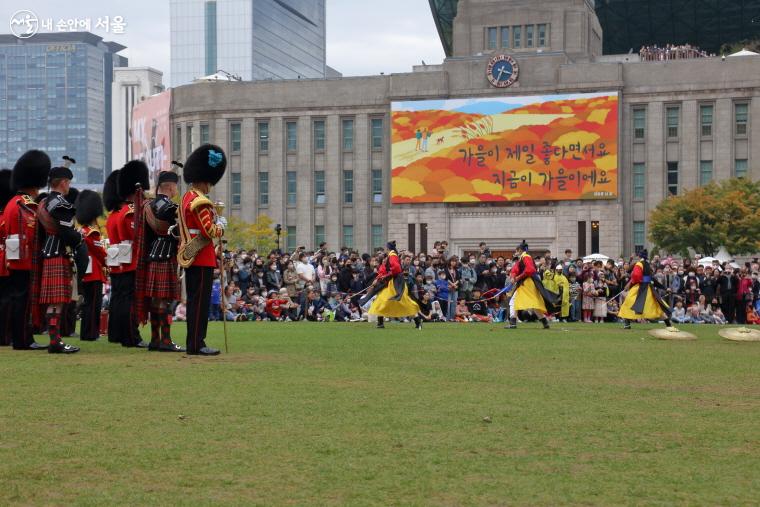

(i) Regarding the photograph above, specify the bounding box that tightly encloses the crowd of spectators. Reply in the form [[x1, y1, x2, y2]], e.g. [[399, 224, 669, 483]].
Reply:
[[639, 44, 711, 61], [158, 241, 760, 326]]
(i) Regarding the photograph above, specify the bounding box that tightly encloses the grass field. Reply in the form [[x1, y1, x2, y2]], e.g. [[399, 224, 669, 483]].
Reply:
[[1, 322, 759, 506]]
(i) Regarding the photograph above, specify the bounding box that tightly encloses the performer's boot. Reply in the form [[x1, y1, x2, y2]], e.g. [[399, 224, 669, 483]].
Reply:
[[623, 319, 632, 330], [148, 310, 161, 351], [47, 310, 79, 354], [664, 318, 673, 328], [540, 317, 550, 330], [504, 317, 517, 329], [376, 316, 385, 329], [414, 316, 422, 330], [158, 307, 185, 352]]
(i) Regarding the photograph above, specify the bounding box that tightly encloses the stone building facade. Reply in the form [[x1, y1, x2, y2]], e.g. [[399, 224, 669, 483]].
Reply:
[[169, 0, 760, 257]]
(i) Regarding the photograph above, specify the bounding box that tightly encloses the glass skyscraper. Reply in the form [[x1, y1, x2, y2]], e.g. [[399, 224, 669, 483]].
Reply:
[[0, 33, 127, 185], [171, 0, 326, 86]]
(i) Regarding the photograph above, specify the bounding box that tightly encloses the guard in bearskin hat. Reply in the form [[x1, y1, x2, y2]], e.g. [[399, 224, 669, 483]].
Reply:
[[0, 168, 13, 346], [76, 189, 106, 341], [112, 160, 150, 348], [504, 240, 559, 330], [29, 158, 85, 353], [103, 169, 123, 343], [618, 249, 673, 329], [2, 150, 51, 350], [179, 144, 227, 355], [134, 170, 185, 352]]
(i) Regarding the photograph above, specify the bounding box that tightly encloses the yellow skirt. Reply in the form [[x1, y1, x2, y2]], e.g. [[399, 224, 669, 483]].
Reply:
[[514, 278, 547, 314], [618, 285, 667, 320], [368, 280, 420, 318]]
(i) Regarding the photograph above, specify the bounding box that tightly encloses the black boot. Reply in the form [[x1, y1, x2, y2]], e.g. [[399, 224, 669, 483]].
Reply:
[[541, 317, 550, 329], [414, 317, 422, 330], [504, 318, 517, 329], [623, 319, 631, 330], [376, 316, 385, 329], [664, 318, 673, 328]]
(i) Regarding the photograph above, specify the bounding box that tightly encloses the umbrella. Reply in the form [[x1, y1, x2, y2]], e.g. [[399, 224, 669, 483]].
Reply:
[[649, 327, 697, 340], [583, 253, 609, 263], [697, 257, 716, 266], [719, 327, 760, 342]]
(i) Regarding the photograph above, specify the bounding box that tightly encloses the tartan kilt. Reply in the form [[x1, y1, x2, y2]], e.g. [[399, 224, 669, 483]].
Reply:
[[144, 259, 180, 300], [39, 256, 73, 304]]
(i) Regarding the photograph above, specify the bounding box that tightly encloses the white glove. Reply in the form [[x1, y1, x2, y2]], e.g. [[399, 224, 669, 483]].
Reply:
[[216, 216, 228, 229]]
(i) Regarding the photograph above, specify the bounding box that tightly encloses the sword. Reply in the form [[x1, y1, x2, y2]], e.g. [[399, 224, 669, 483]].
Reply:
[[215, 200, 229, 354]]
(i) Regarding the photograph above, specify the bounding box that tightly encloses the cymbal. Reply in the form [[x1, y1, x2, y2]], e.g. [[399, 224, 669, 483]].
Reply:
[[719, 327, 760, 342], [649, 327, 697, 341]]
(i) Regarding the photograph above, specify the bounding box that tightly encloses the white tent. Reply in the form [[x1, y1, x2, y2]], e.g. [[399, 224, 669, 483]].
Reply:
[[714, 246, 732, 263], [728, 49, 760, 57], [583, 253, 610, 263], [697, 257, 717, 266]]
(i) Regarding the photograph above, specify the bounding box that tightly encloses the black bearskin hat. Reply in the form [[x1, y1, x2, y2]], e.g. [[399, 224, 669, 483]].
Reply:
[[118, 160, 150, 199], [11, 150, 51, 190], [183, 144, 227, 186], [75, 189, 104, 225], [0, 169, 13, 209], [103, 170, 122, 212], [65, 186, 80, 204]]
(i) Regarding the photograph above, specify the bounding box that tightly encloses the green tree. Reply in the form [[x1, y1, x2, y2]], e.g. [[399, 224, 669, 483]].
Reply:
[[649, 178, 760, 256], [223, 214, 284, 254]]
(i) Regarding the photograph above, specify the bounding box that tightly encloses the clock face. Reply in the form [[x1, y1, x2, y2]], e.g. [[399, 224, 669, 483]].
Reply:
[[486, 54, 519, 88]]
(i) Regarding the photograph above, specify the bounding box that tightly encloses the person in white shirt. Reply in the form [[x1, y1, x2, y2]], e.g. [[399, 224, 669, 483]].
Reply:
[[295, 252, 315, 291]]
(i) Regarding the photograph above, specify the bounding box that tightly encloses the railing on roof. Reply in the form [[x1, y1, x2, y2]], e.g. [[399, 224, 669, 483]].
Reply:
[[639, 45, 711, 61]]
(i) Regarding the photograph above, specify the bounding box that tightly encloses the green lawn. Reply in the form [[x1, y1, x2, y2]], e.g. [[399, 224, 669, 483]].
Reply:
[[1, 322, 759, 506]]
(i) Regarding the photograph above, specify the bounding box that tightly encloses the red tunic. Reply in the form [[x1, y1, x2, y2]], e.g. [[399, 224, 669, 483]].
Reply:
[[0, 208, 7, 277], [2, 194, 37, 271], [510, 252, 536, 282], [105, 210, 122, 275], [181, 189, 223, 268], [115, 203, 137, 273], [629, 262, 644, 285], [82, 226, 107, 283]]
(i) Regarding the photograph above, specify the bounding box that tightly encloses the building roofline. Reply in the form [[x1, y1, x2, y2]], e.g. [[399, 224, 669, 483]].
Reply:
[[0, 32, 126, 52]]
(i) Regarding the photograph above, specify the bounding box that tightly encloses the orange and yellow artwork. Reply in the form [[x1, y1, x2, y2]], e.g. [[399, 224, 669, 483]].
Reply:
[[391, 92, 618, 203]]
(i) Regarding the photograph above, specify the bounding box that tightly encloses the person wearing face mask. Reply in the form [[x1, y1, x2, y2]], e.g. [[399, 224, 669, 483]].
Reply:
[[460, 257, 477, 301], [264, 261, 282, 291]]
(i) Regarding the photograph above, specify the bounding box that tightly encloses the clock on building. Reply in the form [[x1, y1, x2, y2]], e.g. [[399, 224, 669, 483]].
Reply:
[[486, 54, 519, 88]]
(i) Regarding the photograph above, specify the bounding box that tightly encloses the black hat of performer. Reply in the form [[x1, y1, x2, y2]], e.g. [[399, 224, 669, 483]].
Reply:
[[65, 186, 79, 204], [11, 149, 51, 190], [639, 249, 648, 260], [0, 169, 13, 209], [157, 170, 179, 185], [183, 144, 227, 186], [102, 170, 122, 212], [517, 240, 529, 251], [386, 240, 397, 252], [117, 160, 150, 199], [75, 189, 104, 225]]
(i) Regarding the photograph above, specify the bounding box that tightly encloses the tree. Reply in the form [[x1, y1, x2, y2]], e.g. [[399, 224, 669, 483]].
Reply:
[[649, 178, 760, 257], [223, 214, 284, 254]]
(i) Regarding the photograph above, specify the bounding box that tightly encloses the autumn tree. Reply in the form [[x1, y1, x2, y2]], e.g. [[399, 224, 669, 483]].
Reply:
[[649, 178, 760, 256], [223, 214, 284, 254]]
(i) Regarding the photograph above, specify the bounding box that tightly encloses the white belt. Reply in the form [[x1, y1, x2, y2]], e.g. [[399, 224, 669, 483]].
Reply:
[[189, 229, 201, 234]]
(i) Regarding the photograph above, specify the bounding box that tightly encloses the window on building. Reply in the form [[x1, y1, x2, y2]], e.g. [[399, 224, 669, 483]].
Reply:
[[420, 223, 428, 254], [175, 126, 182, 158], [286, 226, 296, 252], [315, 170, 326, 204], [633, 221, 645, 252], [591, 221, 600, 254], [371, 224, 383, 251], [231, 172, 241, 206], [258, 122, 269, 153], [633, 108, 646, 140], [342, 119, 354, 150], [667, 162, 679, 196], [486, 27, 497, 50], [526, 25, 534, 48], [371, 118, 383, 149], [577, 221, 587, 257], [372, 169, 383, 203], [343, 170, 353, 204], [500, 26, 510, 48], [200, 124, 210, 145], [537, 24, 547, 47], [633, 163, 645, 201], [186, 125, 193, 156], [408, 224, 416, 253], [313, 120, 325, 151], [700, 105, 713, 137], [699, 160, 713, 185], [735, 103, 748, 136], [230, 122, 241, 153], [286, 121, 297, 152], [735, 159, 748, 178], [666, 106, 679, 138], [258, 172, 269, 205], [343, 225, 354, 249], [286, 171, 297, 206], [314, 225, 325, 249], [513, 26, 521, 48]]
